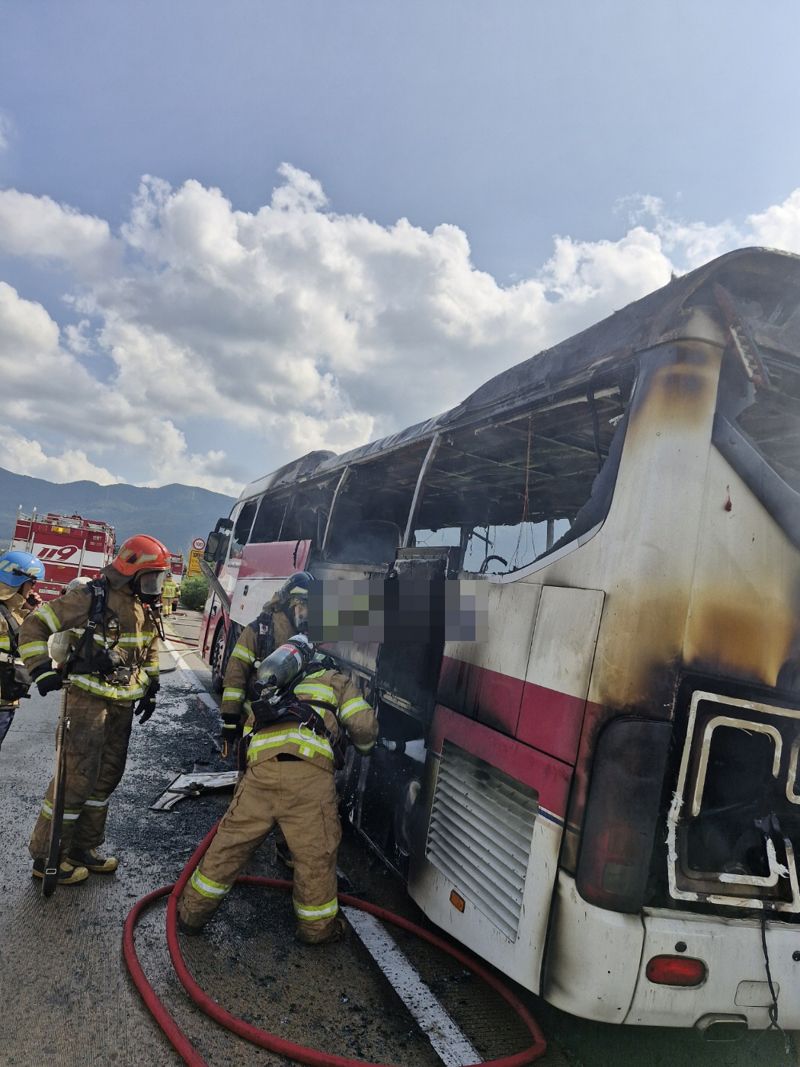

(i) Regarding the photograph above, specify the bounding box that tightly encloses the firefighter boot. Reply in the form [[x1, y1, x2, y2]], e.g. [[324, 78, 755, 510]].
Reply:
[[296, 914, 347, 946], [177, 915, 206, 937], [68, 847, 119, 874], [32, 858, 90, 885]]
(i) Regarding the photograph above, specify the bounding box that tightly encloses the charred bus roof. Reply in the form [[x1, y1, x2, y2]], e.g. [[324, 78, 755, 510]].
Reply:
[[236, 247, 800, 505]]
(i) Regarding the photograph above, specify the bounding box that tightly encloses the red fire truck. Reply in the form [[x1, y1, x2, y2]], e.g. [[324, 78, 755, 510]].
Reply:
[[169, 552, 185, 579], [10, 509, 116, 601]]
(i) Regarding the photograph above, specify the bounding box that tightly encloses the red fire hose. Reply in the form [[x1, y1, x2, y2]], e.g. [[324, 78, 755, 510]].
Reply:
[[123, 822, 547, 1067]]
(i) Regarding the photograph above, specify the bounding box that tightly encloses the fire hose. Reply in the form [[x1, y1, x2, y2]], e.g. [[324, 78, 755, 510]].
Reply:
[[123, 821, 547, 1067]]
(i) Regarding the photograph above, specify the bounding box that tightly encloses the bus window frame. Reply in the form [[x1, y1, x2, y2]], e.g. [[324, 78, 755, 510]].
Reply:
[[322, 443, 431, 566], [405, 378, 634, 577], [321, 467, 351, 554], [228, 498, 258, 560], [248, 477, 339, 550]]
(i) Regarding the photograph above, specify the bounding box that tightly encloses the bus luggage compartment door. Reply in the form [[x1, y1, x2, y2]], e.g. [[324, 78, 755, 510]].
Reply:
[[374, 547, 454, 722]]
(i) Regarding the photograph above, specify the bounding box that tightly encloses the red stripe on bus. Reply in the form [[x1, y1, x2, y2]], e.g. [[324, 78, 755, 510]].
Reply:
[[430, 704, 572, 820], [517, 682, 589, 766], [438, 655, 591, 765], [438, 654, 525, 735]]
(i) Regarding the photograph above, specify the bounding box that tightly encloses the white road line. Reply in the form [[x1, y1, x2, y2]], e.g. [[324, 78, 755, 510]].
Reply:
[[342, 906, 481, 1067], [160, 636, 218, 711]]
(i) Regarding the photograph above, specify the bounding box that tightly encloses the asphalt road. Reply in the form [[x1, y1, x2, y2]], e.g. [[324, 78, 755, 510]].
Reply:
[[0, 610, 795, 1067]]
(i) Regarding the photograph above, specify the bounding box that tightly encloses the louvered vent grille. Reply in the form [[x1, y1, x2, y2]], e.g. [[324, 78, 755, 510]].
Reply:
[[426, 741, 539, 941]]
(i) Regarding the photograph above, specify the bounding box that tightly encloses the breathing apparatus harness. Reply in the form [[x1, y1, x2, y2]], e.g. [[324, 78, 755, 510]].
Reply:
[[0, 601, 32, 702], [249, 635, 346, 766], [69, 577, 164, 684]]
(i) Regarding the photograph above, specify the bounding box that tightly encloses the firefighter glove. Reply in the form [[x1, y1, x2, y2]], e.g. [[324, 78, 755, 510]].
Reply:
[[221, 711, 243, 758], [135, 679, 160, 724], [31, 665, 63, 697]]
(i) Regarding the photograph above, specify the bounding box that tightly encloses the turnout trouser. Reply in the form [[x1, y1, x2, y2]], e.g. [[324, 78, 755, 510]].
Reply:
[[178, 756, 342, 943], [29, 689, 134, 860]]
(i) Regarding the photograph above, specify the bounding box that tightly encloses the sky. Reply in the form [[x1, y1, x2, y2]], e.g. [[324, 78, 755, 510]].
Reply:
[[1, 1, 800, 496]]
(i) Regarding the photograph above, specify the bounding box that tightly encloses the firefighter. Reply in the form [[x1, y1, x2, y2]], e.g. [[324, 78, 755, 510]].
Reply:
[[178, 634, 378, 944], [0, 550, 45, 752], [219, 571, 314, 866], [20, 534, 169, 886], [161, 573, 177, 616], [218, 571, 314, 754]]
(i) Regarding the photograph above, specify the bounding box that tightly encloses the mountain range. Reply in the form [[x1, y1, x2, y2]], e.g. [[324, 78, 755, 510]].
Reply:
[[0, 466, 236, 555]]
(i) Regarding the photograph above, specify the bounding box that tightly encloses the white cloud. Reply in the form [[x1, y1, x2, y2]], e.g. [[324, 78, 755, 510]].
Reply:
[[0, 428, 120, 484], [747, 190, 800, 251], [3, 167, 800, 494], [0, 283, 241, 492], [137, 420, 245, 497], [0, 188, 116, 274]]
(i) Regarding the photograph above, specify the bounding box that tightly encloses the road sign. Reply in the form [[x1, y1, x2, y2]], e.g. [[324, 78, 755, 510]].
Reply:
[[192, 537, 206, 551], [186, 548, 204, 577]]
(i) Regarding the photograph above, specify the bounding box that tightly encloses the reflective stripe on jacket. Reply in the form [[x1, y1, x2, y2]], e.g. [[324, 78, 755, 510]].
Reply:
[[220, 605, 294, 721], [248, 667, 378, 771]]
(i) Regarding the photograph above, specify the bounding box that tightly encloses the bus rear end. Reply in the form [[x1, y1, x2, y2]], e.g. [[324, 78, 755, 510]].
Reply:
[[546, 254, 800, 1032], [398, 252, 800, 1033]]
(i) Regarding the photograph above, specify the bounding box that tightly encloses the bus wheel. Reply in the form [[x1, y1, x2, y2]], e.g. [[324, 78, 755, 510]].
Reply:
[[210, 624, 226, 693]]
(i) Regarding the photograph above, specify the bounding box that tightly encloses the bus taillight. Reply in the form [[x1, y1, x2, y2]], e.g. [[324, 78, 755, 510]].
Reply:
[[646, 955, 706, 987], [576, 718, 672, 913]]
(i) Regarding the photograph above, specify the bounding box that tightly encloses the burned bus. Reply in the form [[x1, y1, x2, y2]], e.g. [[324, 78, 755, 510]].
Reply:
[[202, 247, 800, 1032]]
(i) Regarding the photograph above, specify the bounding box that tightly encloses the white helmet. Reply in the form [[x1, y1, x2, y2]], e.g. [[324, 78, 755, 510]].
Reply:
[[66, 576, 92, 594]]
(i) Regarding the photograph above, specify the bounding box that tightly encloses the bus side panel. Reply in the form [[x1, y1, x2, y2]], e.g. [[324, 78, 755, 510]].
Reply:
[[684, 448, 800, 684], [408, 706, 571, 994], [437, 583, 542, 733], [518, 586, 604, 763]]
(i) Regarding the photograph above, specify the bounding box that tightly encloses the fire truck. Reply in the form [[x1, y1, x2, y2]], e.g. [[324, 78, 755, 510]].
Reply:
[[169, 552, 184, 579], [10, 509, 116, 601]]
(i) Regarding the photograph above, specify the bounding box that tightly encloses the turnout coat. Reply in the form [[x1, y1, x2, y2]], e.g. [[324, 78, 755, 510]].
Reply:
[[19, 566, 160, 701]]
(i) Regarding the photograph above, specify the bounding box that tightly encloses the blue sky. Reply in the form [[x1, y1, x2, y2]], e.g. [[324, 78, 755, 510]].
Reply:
[[1, 1, 800, 493]]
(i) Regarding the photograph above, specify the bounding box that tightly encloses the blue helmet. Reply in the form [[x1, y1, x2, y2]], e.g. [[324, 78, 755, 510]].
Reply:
[[0, 550, 46, 588]]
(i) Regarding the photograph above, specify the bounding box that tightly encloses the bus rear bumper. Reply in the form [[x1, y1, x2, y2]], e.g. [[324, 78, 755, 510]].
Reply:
[[625, 907, 800, 1029], [543, 873, 800, 1029]]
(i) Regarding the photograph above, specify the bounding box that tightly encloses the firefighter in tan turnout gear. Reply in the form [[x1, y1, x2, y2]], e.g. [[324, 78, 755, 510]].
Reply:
[[218, 572, 314, 868], [0, 550, 45, 752], [178, 632, 378, 944], [20, 534, 169, 886], [218, 571, 313, 757], [219, 571, 320, 870]]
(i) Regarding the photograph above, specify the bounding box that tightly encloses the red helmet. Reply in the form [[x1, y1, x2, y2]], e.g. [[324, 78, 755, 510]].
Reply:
[[111, 534, 171, 577]]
